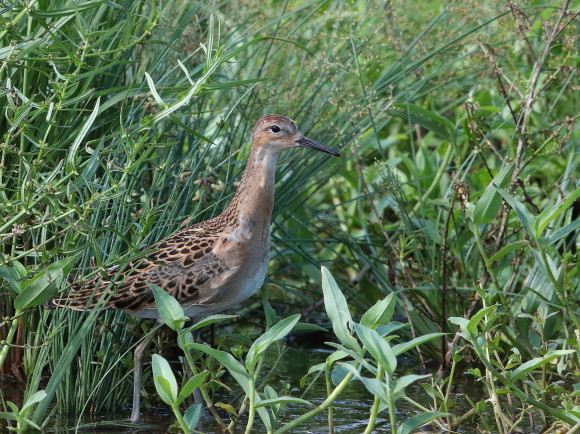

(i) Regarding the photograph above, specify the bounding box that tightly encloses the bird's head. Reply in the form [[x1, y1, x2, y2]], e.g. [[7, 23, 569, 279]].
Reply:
[[251, 114, 340, 157]]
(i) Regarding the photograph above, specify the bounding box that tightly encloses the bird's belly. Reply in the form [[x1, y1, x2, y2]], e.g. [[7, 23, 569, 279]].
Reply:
[[231, 257, 269, 303]]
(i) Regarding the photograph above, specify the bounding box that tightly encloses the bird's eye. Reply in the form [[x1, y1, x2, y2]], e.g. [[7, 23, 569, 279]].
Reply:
[[270, 125, 281, 133]]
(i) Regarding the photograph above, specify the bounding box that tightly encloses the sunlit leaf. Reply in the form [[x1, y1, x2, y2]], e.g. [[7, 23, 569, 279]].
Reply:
[[152, 354, 178, 405], [19, 390, 47, 414], [246, 314, 300, 372], [392, 333, 446, 356], [175, 371, 208, 406], [182, 314, 238, 334], [321, 266, 360, 352], [354, 323, 397, 374], [360, 293, 396, 329], [150, 284, 187, 331], [509, 350, 575, 382]]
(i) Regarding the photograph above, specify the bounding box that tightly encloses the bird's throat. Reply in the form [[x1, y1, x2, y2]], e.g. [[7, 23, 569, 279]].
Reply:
[[226, 146, 278, 223]]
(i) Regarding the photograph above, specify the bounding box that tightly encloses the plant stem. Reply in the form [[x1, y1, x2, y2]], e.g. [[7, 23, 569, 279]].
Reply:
[[244, 376, 256, 434], [385, 377, 397, 434], [364, 364, 383, 434], [0, 311, 21, 370], [325, 368, 334, 433], [443, 356, 456, 429], [172, 403, 188, 433], [177, 333, 225, 429], [274, 371, 355, 434]]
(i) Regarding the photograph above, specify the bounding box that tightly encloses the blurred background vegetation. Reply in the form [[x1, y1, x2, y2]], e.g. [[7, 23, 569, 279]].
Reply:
[[0, 0, 577, 431]]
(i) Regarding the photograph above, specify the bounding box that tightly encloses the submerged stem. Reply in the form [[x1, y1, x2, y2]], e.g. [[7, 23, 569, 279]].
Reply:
[[325, 368, 334, 433], [364, 364, 383, 434], [274, 371, 355, 434]]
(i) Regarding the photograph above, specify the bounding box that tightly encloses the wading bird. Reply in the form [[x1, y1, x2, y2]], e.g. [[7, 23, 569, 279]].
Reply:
[[47, 114, 340, 423]]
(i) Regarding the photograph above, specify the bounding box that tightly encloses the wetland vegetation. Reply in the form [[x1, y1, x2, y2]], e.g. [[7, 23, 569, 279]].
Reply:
[[1, 0, 578, 432]]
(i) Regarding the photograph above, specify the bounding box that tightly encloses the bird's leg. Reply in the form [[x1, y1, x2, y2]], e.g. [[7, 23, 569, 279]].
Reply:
[[130, 328, 157, 423]]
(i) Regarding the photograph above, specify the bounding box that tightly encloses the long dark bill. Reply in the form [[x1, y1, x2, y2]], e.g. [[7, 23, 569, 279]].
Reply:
[[295, 136, 340, 157]]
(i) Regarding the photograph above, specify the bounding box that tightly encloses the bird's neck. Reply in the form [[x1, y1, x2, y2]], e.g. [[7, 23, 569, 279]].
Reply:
[[224, 146, 279, 223]]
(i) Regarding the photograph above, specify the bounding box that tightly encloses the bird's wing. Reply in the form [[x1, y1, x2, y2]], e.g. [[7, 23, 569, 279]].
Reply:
[[47, 217, 231, 312]]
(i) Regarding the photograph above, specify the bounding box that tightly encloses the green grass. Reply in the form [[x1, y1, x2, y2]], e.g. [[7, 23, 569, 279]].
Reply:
[[1, 0, 578, 432]]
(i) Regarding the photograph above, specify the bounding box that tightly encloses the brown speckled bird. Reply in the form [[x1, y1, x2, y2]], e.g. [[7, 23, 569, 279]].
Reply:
[[47, 114, 340, 422]]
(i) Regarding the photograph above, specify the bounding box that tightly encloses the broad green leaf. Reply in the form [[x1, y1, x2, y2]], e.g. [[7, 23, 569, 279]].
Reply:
[[325, 342, 377, 374], [183, 314, 238, 334], [15, 255, 79, 310], [176, 371, 208, 406], [187, 343, 248, 378], [183, 404, 202, 431], [392, 333, 446, 356], [152, 354, 178, 405], [376, 321, 410, 337], [150, 284, 187, 331], [246, 314, 300, 372], [509, 350, 575, 382], [321, 266, 360, 351], [448, 317, 469, 331], [360, 293, 396, 329], [467, 305, 497, 335], [494, 185, 536, 240], [473, 163, 514, 223], [489, 240, 529, 262], [339, 363, 390, 403], [399, 411, 447, 434], [0, 260, 27, 293], [0, 412, 17, 421], [354, 323, 397, 374], [20, 390, 47, 414], [264, 385, 278, 400], [534, 188, 580, 238], [326, 350, 349, 364], [393, 374, 431, 395], [307, 363, 326, 375], [154, 376, 176, 406], [293, 322, 327, 332], [254, 396, 313, 408], [15, 269, 62, 311], [330, 364, 351, 385]]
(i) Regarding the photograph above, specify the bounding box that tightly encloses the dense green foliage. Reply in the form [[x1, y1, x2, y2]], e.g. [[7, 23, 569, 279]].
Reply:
[[1, 0, 578, 432]]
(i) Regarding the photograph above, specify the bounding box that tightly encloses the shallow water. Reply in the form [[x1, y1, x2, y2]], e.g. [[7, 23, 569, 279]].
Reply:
[[1, 345, 526, 433]]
